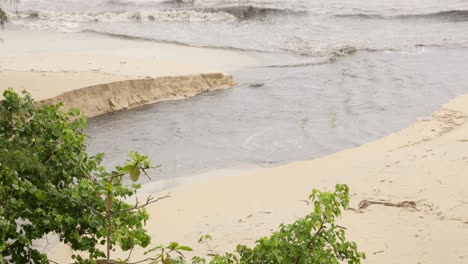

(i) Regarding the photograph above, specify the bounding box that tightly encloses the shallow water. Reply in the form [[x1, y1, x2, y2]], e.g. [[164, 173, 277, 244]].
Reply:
[[87, 47, 468, 179], [7, 0, 468, 179]]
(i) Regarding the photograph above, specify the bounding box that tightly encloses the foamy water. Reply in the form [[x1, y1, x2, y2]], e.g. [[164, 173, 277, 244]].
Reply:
[[5, 0, 468, 179], [7, 0, 468, 54]]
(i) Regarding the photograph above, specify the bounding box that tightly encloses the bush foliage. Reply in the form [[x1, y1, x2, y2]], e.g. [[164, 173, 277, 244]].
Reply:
[[0, 90, 155, 263], [149, 185, 365, 264], [0, 90, 364, 263]]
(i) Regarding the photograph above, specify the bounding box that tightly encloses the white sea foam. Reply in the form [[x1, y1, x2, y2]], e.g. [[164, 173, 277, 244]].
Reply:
[[284, 36, 358, 61], [7, 9, 237, 32]]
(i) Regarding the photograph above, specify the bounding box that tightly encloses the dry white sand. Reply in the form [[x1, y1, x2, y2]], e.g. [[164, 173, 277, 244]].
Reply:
[[49, 94, 468, 263], [0, 27, 259, 100]]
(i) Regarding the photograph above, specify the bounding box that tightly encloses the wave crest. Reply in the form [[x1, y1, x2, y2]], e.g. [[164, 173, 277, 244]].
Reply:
[[7, 4, 304, 31], [335, 10, 468, 22], [284, 37, 358, 61], [7, 9, 237, 31], [192, 5, 306, 20], [13, 9, 237, 21]]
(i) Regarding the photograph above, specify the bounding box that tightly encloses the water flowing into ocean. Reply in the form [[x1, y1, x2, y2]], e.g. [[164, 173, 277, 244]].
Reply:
[[5, 0, 468, 179]]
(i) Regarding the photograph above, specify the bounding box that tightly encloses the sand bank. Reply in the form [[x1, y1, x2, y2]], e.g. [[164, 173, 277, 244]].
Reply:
[[38, 73, 235, 117], [0, 27, 259, 100], [49, 92, 468, 263]]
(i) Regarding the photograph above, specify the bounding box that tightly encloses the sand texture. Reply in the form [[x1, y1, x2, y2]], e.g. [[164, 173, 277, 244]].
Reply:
[[38, 73, 236, 117]]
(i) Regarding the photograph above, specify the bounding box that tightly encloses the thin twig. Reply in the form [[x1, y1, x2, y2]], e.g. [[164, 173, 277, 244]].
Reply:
[[125, 243, 134, 262], [114, 193, 171, 215], [128, 257, 158, 264], [42, 234, 49, 253]]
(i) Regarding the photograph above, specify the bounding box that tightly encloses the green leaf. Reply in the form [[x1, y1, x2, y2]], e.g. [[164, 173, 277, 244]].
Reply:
[[121, 164, 134, 174], [129, 166, 141, 182], [34, 191, 46, 200], [168, 242, 179, 250], [177, 246, 193, 252], [105, 195, 113, 210]]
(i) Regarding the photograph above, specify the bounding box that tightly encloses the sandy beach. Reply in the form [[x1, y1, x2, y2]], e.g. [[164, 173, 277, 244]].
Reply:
[[47, 93, 468, 263], [0, 27, 259, 100], [2, 24, 468, 264]]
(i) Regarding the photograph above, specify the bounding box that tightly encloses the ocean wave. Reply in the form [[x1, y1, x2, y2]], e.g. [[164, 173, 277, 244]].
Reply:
[[264, 60, 329, 68], [7, 4, 303, 29], [335, 10, 468, 23], [398, 10, 468, 22], [190, 5, 306, 20], [8, 9, 237, 26], [284, 37, 358, 60], [414, 42, 468, 49], [334, 13, 387, 20], [106, 0, 183, 8], [85, 30, 271, 52]]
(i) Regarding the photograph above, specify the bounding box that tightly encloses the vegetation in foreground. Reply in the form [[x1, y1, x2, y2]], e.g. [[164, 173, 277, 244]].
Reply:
[[0, 89, 365, 263]]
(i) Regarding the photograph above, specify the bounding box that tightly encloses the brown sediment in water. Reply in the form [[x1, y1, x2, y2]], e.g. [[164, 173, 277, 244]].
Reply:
[[37, 73, 236, 117]]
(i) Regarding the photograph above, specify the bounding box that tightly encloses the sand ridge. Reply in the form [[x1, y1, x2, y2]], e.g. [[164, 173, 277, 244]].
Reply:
[[38, 73, 236, 117]]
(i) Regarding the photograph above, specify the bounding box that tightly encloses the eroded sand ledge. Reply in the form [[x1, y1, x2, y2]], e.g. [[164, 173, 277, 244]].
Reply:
[[38, 73, 236, 117]]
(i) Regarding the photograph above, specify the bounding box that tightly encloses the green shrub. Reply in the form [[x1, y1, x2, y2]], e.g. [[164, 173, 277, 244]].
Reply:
[[148, 185, 365, 264], [0, 89, 159, 263], [233, 184, 365, 264]]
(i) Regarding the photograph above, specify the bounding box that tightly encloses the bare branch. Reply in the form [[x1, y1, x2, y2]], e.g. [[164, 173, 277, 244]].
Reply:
[[114, 193, 171, 215], [42, 234, 49, 253], [124, 247, 134, 263], [127, 257, 157, 264]]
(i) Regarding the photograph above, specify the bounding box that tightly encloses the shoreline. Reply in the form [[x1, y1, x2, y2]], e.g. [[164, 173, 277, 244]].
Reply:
[[0, 27, 260, 100], [49, 93, 468, 263], [2, 26, 467, 263]]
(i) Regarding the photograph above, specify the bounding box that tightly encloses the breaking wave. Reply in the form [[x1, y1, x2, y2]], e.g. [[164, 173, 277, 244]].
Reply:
[[191, 5, 306, 20], [106, 0, 179, 7], [9, 9, 237, 24], [7, 4, 304, 31], [284, 37, 358, 59]]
